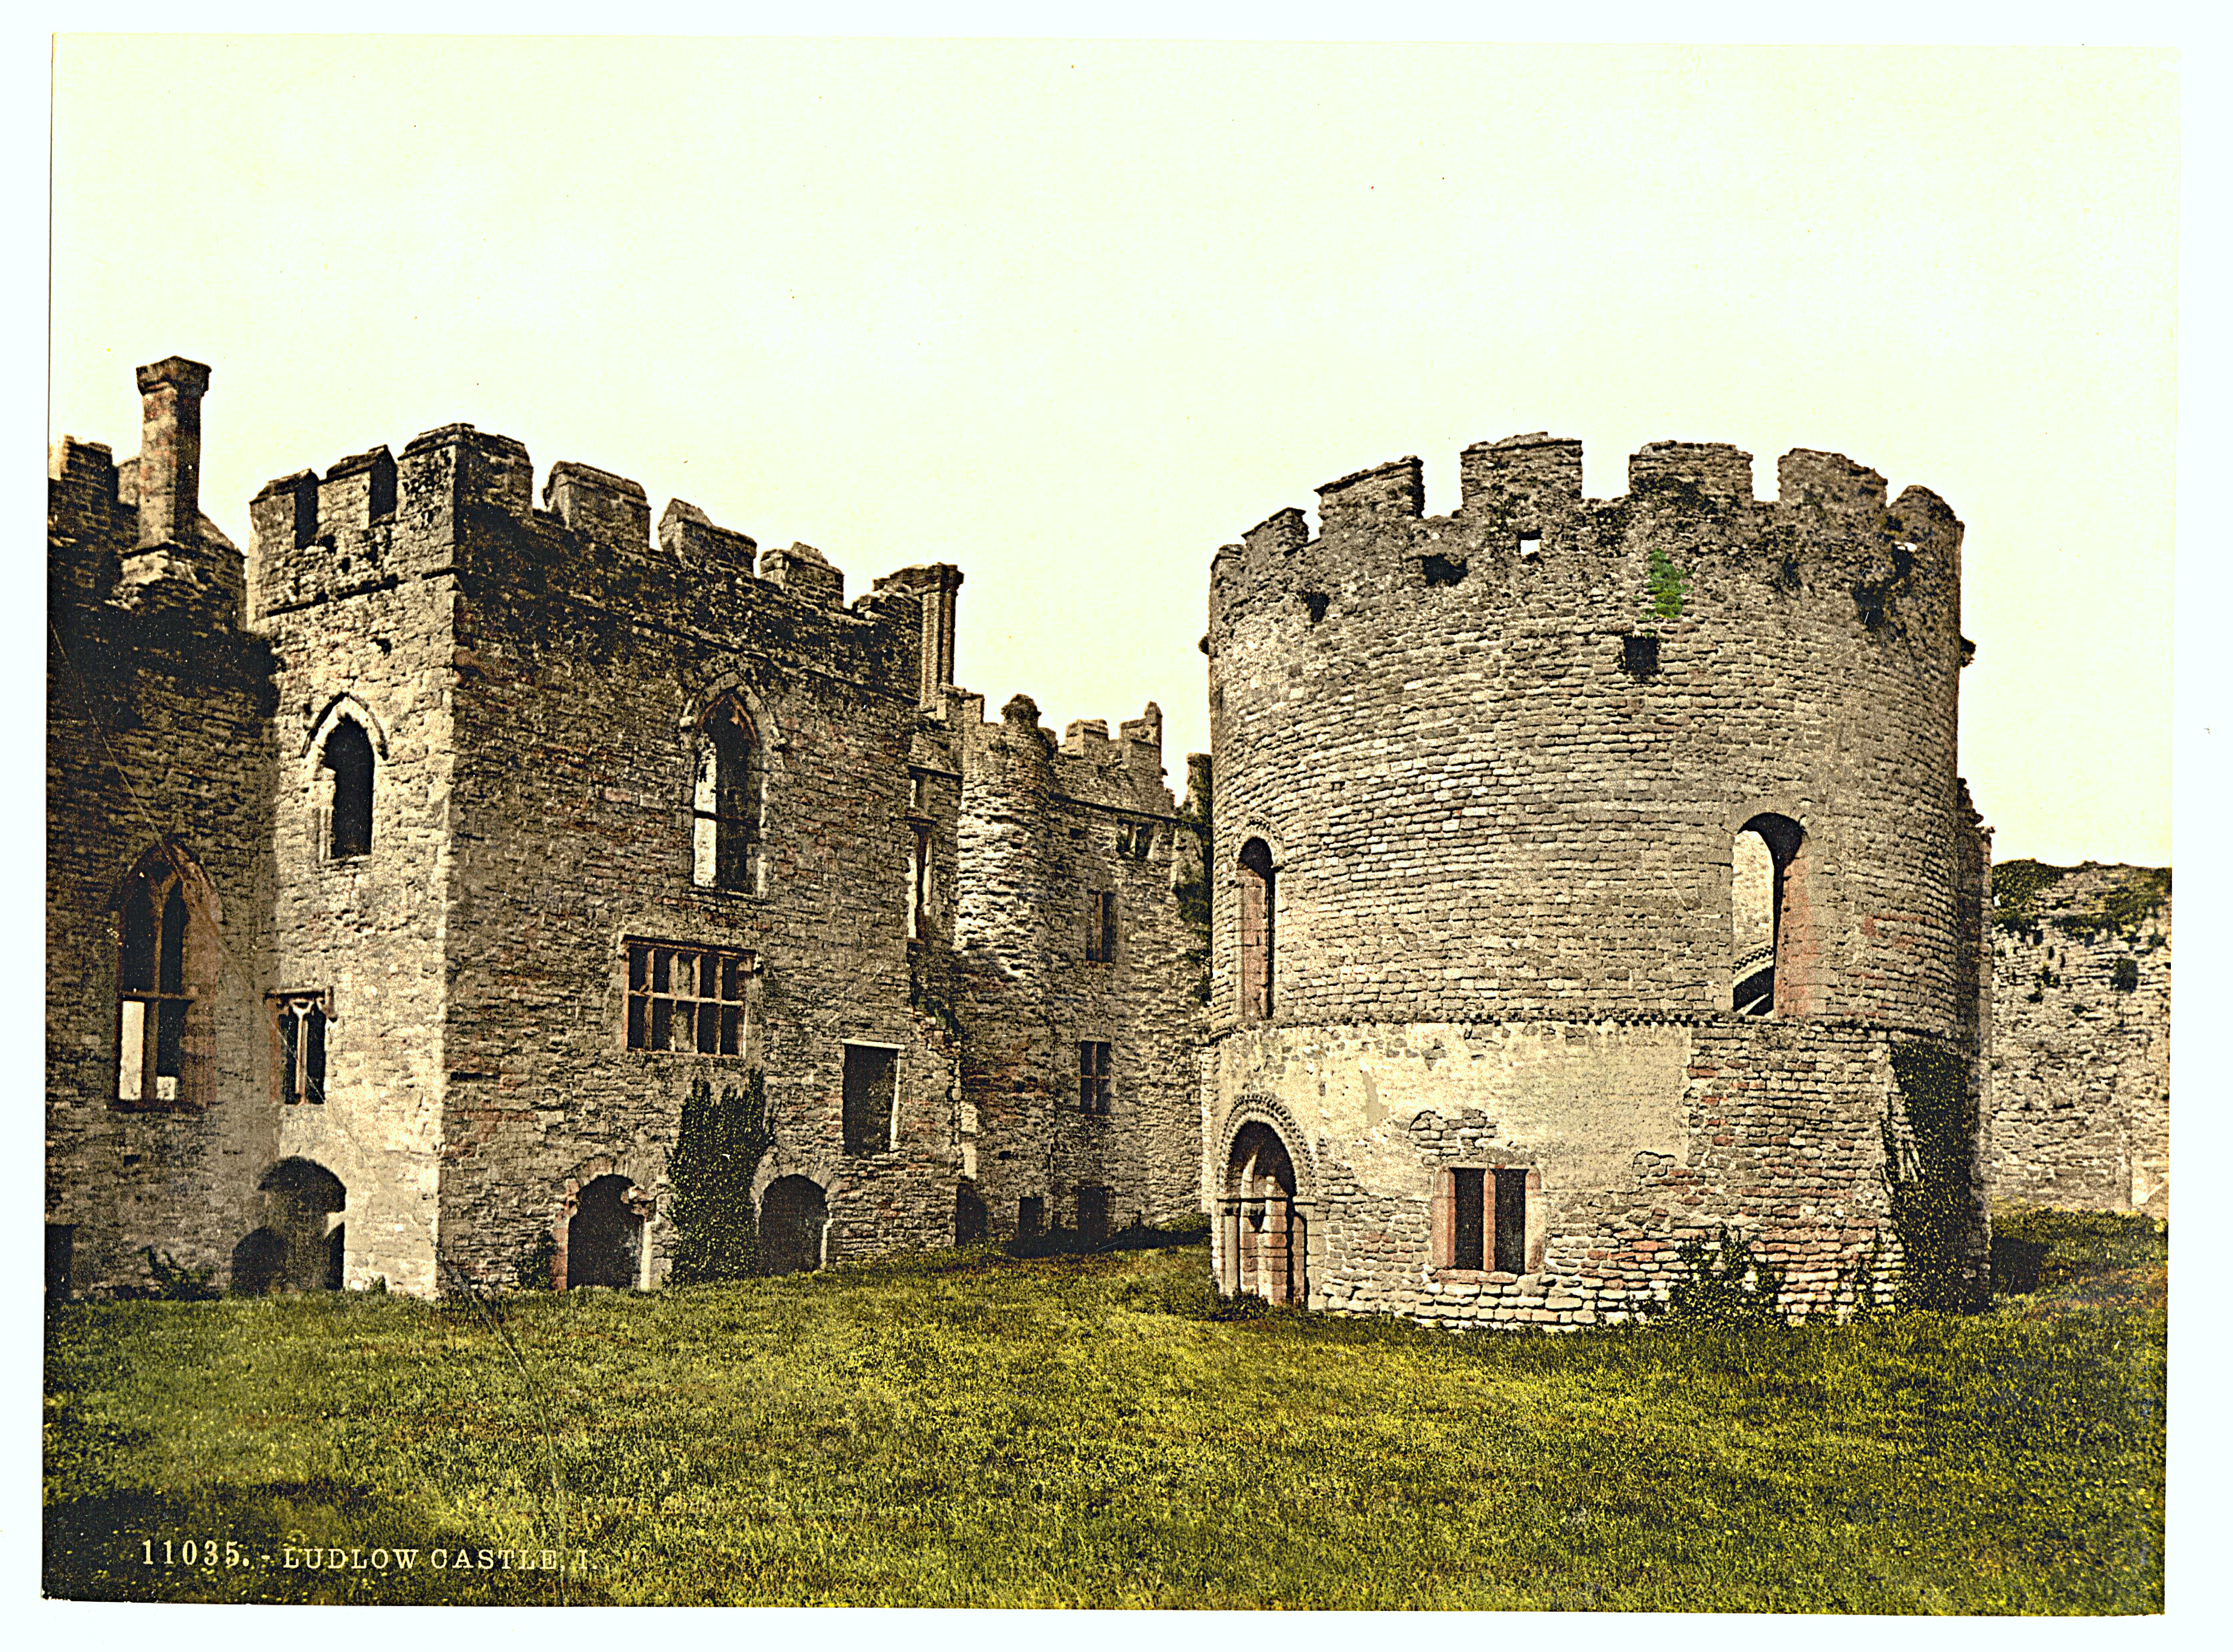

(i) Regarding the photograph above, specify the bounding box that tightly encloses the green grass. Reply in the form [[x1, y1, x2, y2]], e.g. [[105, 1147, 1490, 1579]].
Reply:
[[44, 1207, 2164, 1609]]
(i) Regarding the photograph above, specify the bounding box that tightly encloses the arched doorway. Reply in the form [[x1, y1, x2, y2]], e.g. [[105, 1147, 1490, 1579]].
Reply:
[[256, 1158, 346, 1292], [230, 1228, 287, 1295], [761, 1175, 828, 1276], [1220, 1120, 1306, 1305], [567, 1175, 643, 1288]]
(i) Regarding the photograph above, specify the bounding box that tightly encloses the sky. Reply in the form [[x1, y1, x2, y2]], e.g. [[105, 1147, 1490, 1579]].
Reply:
[[47, 36, 2178, 866]]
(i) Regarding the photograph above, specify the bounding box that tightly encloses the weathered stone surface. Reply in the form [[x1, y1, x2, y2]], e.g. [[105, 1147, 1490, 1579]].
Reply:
[[1202, 437, 1994, 1326], [1987, 863, 2170, 1215], [47, 358, 1203, 1298]]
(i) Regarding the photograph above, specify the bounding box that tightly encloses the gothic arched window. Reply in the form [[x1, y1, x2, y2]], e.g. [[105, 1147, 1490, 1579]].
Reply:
[[322, 716, 374, 861], [116, 848, 217, 1108], [693, 696, 762, 891]]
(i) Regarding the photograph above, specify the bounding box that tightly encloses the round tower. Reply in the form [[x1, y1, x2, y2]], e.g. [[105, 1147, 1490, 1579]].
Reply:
[[1202, 434, 1991, 1326]]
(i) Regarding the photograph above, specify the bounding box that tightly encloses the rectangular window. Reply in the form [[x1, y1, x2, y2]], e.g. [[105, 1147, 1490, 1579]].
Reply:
[[1078, 1040, 1112, 1115], [843, 1042, 900, 1156], [1085, 891, 1116, 962], [1453, 1168, 1486, 1271], [1018, 1195, 1044, 1239], [1494, 1169, 1529, 1274], [272, 991, 331, 1104], [625, 940, 750, 1055]]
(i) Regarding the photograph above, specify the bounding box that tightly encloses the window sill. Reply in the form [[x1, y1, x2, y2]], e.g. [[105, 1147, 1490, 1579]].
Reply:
[[1433, 1268, 1525, 1285]]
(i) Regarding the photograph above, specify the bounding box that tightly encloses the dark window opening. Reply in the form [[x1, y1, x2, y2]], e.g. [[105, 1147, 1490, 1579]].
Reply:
[[842, 1043, 899, 1156], [1853, 583, 1888, 629], [694, 696, 761, 891], [1237, 839, 1275, 1022], [955, 1178, 988, 1244], [1301, 591, 1330, 624], [567, 1175, 642, 1289], [1622, 634, 1660, 676], [1421, 553, 1468, 587], [323, 717, 374, 860], [1086, 890, 1117, 962], [1453, 1168, 1486, 1271], [1078, 1186, 1110, 1244], [274, 992, 330, 1104], [1493, 1169, 1529, 1273], [1078, 1040, 1112, 1115], [1017, 1195, 1044, 1239], [625, 939, 749, 1054], [2112, 956, 2140, 993]]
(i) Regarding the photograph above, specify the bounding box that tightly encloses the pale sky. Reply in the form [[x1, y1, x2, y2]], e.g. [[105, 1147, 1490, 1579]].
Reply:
[[48, 37, 2177, 866]]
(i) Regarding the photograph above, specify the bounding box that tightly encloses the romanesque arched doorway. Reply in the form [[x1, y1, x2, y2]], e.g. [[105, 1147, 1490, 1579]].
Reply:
[[1220, 1120, 1306, 1305], [567, 1174, 643, 1289], [761, 1175, 828, 1276], [254, 1157, 346, 1292]]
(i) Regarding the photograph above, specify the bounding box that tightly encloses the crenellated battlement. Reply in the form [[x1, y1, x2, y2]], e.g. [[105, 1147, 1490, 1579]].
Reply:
[[1209, 434, 1965, 655], [249, 425, 939, 707]]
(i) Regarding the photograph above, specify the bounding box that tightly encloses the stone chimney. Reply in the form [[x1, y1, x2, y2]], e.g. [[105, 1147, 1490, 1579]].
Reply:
[[871, 563, 964, 711], [135, 357, 212, 548]]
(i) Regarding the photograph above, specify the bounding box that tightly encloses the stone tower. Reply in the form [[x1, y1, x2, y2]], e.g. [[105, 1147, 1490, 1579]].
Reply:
[[1202, 434, 1994, 1325]]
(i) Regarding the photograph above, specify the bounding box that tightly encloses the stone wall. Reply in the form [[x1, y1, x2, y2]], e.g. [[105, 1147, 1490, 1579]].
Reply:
[[1988, 862, 2170, 1214], [954, 694, 1205, 1236], [1202, 434, 1992, 1326], [45, 363, 281, 1294], [249, 430, 969, 1291]]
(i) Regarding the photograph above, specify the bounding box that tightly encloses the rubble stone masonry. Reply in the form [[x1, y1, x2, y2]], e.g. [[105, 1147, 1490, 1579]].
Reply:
[[1203, 436, 1994, 1326], [1987, 862, 2170, 1215]]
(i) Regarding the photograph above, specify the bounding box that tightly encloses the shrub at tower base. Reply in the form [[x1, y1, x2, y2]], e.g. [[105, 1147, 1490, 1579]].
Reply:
[[1885, 1042, 1986, 1311], [665, 1075, 774, 1284]]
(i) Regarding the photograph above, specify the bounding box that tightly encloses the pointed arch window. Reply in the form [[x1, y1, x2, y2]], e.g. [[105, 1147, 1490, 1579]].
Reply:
[[116, 849, 217, 1108], [322, 716, 375, 861], [693, 696, 762, 891]]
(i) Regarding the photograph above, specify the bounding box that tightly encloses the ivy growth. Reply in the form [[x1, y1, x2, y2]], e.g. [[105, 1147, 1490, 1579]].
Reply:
[[1652, 1228, 1786, 1326], [666, 1073, 776, 1285], [1882, 1041, 1985, 1312], [1641, 544, 1689, 629]]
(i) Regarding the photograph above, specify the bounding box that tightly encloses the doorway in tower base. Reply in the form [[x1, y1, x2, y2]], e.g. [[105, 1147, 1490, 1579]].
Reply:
[[1218, 1119, 1308, 1306], [567, 1174, 643, 1289]]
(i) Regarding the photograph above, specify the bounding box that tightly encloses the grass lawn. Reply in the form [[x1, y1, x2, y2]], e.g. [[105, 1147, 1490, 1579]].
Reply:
[[43, 1205, 2165, 1609]]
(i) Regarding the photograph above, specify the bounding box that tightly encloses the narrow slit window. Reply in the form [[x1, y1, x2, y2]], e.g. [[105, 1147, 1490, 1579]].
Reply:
[[1492, 1169, 1529, 1273], [1237, 838, 1276, 1021]]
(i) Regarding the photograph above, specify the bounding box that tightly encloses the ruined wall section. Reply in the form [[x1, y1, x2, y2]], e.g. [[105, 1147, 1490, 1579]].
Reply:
[[954, 696, 1202, 1234], [1205, 436, 1972, 1034], [412, 453, 960, 1285], [1989, 863, 2170, 1214], [47, 399, 278, 1293]]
